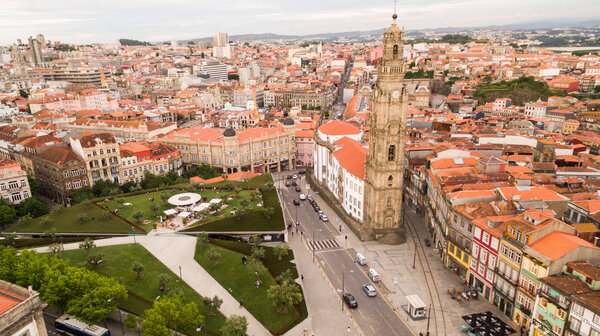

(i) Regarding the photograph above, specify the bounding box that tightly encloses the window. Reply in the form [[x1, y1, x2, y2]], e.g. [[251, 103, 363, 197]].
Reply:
[[552, 325, 562, 335], [483, 233, 490, 244], [556, 309, 566, 321], [594, 313, 600, 325], [11, 192, 21, 202], [473, 244, 479, 257], [63, 171, 69, 178], [393, 44, 398, 55], [489, 256, 496, 268], [591, 328, 600, 336], [388, 145, 396, 161], [471, 259, 478, 270], [478, 263, 485, 275], [480, 249, 487, 263], [388, 175, 393, 187], [501, 245, 508, 256], [66, 182, 71, 189], [539, 297, 548, 310]]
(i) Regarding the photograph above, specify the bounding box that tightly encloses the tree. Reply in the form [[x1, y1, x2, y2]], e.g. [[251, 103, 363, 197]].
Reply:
[[87, 249, 103, 266], [76, 213, 90, 225], [142, 294, 204, 336], [132, 211, 144, 224], [265, 181, 274, 190], [19, 89, 29, 99], [51, 204, 65, 214], [157, 273, 170, 292], [240, 198, 250, 209], [92, 179, 121, 197], [220, 315, 248, 336], [101, 211, 112, 221], [70, 188, 94, 204], [273, 244, 290, 261], [263, 206, 274, 219], [82, 200, 92, 209], [251, 247, 265, 260], [160, 192, 170, 205], [197, 232, 209, 248], [267, 280, 303, 314], [27, 174, 40, 195], [149, 204, 159, 217], [206, 248, 221, 268], [17, 214, 33, 226], [0, 205, 16, 228], [248, 259, 267, 281], [49, 243, 64, 259], [202, 295, 222, 317], [132, 261, 144, 279], [124, 313, 143, 335], [16, 197, 49, 217], [79, 238, 96, 255], [4, 233, 16, 246], [249, 235, 263, 247]]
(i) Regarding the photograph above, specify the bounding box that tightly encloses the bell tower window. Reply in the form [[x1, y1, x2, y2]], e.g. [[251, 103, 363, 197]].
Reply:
[[393, 45, 398, 55], [388, 175, 393, 187], [388, 145, 396, 161]]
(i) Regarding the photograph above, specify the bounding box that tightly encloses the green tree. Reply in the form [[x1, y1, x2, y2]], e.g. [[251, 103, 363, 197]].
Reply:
[[157, 273, 170, 292], [160, 192, 170, 205], [70, 188, 94, 204], [17, 197, 49, 217], [220, 315, 248, 336], [149, 204, 159, 217], [273, 244, 290, 261], [142, 294, 204, 336], [248, 258, 268, 281], [86, 249, 103, 266], [49, 243, 64, 259], [82, 200, 92, 209], [79, 238, 96, 255], [17, 214, 33, 226], [196, 232, 209, 248], [265, 181, 274, 190], [101, 211, 112, 221], [267, 279, 303, 314], [132, 261, 145, 279], [202, 295, 222, 318], [19, 89, 29, 98], [132, 211, 144, 224], [27, 174, 40, 195], [263, 206, 274, 219], [124, 313, 143, 335], [206, 248, 221, 268], [0, 245, 18, 282], [0, 205, 16, 228], [249, 235, 263, 247], [251, 247, 265, 260], [240, 198, 250, 209], [65, 272, 127, 325], [51, 204, 65, 214]]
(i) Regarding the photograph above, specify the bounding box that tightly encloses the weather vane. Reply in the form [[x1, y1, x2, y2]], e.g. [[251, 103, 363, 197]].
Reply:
[[393, 0, 398, 15]]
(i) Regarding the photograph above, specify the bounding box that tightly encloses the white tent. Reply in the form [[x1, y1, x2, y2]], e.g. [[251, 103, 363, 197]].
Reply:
[[178, 211, 191, 217], [193, 203, 211, 212], [209, 198, 222, 204], [163, 209, 177, 216]]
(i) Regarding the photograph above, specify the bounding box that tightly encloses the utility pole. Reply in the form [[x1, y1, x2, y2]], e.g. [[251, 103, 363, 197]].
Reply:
[[341, 270, 345, 311], [312, 224, 315, 263], [413, 242, 417, 269], [426, 304, 431, 336]]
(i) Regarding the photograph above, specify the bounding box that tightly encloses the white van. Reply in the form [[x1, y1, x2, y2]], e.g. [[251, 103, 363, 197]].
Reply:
[[356, 253, 367, 266], [369, 268, 380, 282]]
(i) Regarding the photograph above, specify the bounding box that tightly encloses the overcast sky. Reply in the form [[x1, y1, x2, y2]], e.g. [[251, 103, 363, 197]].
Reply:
[[1, 0, 599, 44]]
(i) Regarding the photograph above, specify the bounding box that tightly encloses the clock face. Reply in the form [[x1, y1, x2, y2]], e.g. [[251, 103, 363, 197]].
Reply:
[[392, 90, 400, 99]]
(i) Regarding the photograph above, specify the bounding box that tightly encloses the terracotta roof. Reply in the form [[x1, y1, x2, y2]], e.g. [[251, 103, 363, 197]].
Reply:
[[36, 146, 83, 165], [332, 138, 368, 180], [497, 186, 568, 201], [529, 231, 596, 261], [318, 120, 361, 136], [568, 261, 600, 281], [573, 200, 600, 214], [78, 133, 116, 147], [0, 287, 25, 315]]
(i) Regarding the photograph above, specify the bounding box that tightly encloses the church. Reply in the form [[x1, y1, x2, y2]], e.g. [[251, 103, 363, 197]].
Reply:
[[312, 13, 409, 243]]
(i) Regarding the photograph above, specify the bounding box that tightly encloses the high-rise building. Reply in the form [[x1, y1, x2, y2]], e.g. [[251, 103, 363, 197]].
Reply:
[[196, 60, 228, 82], [213, 32, 232, 58], [28, 36, 42, 66], [363, 13, 408, 243], [36, 34, 46, 48]]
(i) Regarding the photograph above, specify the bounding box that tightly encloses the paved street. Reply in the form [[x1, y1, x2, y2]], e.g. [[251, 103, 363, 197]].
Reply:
[[275, 172, 415, 336]]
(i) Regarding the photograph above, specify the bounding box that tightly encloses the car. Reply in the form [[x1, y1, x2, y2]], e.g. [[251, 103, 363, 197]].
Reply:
[[307, 195, 314, 201], [291, 181, 297, 186], [320, 214, 329, 222], [299, 170, 306, 175], [362, 284, 377, 297], [343, 293, 358, 308], [286, 175, 292, 180], [317, 210, 324, 216], [295, 186, 301, 192], [293, 199, 300, 206], [285, 182, 291, 187], [313, 206, 320, 212], [424, 238, 431, 247], [293, 175, 298, 179], [299, 193, 306, 200]]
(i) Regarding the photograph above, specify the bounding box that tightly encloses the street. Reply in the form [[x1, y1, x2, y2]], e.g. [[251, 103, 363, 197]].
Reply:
[[275, 171, 415, 336]]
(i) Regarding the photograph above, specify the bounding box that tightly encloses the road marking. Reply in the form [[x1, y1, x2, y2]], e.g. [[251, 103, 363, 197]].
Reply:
[[308, 238, 340, 251], [375, 307, 399, 336]]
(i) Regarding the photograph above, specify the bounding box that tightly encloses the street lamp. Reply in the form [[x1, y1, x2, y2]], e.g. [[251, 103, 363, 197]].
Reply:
[[341, 269, 353, 310], [179, 265, 182, 280]]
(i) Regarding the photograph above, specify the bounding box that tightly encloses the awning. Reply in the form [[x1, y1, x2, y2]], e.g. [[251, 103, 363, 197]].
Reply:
[[209, 198, 222, 204], [193, 203, 211, 212], [163, 209, 177, 215], [178, 211, 191, 217]]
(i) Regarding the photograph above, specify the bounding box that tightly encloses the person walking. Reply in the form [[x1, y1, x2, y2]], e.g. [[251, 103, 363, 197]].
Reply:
[[239, 299, 243, 308], [301, 274, 304, 282]]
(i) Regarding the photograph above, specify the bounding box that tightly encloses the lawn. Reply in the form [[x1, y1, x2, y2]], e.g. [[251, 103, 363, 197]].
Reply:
[[60, 243, 226, 335], [10, 202, 136, 234], [101, 188, 263, 232], [194, 239, 307, 335]]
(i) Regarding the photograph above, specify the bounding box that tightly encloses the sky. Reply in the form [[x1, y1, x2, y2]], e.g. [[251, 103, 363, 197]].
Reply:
[[1, 0, 599, 44]]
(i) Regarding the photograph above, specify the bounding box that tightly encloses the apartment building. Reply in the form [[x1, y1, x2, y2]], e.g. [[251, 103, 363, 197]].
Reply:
[[32, 146, 88, 204], [119, 141, 182, 184], [0, 156, 31, 204], [0, 280, 48, 336], [70, 133, 121, 185]]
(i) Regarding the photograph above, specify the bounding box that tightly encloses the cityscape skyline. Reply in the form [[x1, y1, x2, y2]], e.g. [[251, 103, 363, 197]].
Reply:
[[1, 0, 600, 44]]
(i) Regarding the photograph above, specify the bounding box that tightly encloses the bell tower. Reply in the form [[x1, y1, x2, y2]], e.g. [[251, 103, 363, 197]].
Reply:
[[363, 13, 408, 243]]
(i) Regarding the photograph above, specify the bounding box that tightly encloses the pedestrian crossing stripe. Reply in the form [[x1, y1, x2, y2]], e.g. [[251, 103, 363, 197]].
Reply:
[[309, 239, 340, 251]]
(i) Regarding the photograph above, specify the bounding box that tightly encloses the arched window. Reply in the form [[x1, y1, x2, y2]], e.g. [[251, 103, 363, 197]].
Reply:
[[388, 175, 393, 187], [387, 197, 393, 208], [393, 45, 398, 55], [388, 145, 396, 161]]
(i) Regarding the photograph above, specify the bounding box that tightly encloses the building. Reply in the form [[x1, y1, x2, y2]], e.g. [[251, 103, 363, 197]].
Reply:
[[295, 130, 314, 167], [213, 32, 232, 58], [31, 146, 88, 204], [119, 141, 182, 184], [0, 280, 48, 336], [160, 121, 296, 174], [470, 215, 508, 302], [27, 36, 42, 66], [564, 262, 600, 336], [70, 133, 121, 185], [195, 60, 228, 82], [0, 156, 31, 204], [363, 13, 408, 242]]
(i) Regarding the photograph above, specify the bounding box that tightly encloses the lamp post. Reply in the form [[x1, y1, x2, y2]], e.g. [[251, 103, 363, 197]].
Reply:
[[179, 265, 182, 280], [131, 226, 136, 244]]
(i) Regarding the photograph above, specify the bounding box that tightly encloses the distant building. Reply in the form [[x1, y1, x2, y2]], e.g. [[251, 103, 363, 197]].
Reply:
[[0, 280, 48, 336], [0, 156, 31, 204], [32, 146, 88, 204], [213, 32, 231, 58], [70, 133, 121, 185], [28, 36, 42, 66], [195, 60, 228, 82], [119, 141, 182, 184]]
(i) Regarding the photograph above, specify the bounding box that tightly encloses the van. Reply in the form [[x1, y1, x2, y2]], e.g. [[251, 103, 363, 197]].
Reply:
[[369, 268, 380, 282], [356, 253, 367, 266]]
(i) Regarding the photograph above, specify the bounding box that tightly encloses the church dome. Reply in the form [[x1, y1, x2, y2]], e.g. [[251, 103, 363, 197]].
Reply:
[[283, 117, 295, 126], [223, 127, 236, 137]]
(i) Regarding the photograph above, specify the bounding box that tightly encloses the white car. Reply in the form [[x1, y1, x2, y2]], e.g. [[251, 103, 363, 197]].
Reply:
[[299, 193, 306, 200], [293, 175, 298, 179]]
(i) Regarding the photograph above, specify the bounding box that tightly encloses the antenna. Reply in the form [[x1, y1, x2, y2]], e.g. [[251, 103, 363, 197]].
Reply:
[[393, 0, 398, 15]]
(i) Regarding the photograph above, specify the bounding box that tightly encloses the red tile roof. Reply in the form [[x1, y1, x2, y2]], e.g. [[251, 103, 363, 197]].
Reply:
[[529, 231, 596, 261], [332, 138, 368, 180], [318, 120, 361, 136]]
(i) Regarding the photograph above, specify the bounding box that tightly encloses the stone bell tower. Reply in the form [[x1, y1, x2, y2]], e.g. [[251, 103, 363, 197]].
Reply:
[[363, 13, 408, 244]]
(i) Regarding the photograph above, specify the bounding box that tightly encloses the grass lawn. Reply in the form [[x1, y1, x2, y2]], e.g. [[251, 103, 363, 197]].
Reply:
[[195, 239, 307, 335], [101, 188, 262, 232], [10, 202, 135, 234], [60, 243, 226, 335]]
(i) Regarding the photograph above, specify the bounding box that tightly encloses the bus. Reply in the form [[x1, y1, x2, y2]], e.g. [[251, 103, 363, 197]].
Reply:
[[54, 314, 111, 336]]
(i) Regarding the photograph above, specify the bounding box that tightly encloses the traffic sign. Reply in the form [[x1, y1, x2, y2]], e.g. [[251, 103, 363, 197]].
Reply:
[[393, 278, 398, 284], [373, 258, 377, 262]]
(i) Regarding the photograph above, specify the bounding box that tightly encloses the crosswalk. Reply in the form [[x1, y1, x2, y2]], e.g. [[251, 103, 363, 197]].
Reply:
[[308, 238, 340, 251]]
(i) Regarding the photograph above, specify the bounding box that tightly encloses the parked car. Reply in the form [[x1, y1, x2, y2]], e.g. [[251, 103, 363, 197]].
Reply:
[[299, 193, 306, 200], [291, 181, 297, 186], [362, 284, 377, 297], [292, 175, 298, 179], [320, 214, 329, 222], [307, 195, 314, 202], [295, 186, 301, 192], [286, 175, 292, 180], [285, 182, 291, 187], [313, 205, 320, 212], [293, 199, 300, 206], [343, 293, 358, 308], [299, 170, 306, 175], [424, 238, 431, 247]]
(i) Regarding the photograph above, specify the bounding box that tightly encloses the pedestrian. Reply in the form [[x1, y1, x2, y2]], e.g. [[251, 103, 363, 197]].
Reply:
[[347, 326, 351, 335], [296, 227, 298, 234], [301, 274, 304, 282], [291, 230, 294, 236], [239, 299, 243, 308], [339, 225, 342, 232]]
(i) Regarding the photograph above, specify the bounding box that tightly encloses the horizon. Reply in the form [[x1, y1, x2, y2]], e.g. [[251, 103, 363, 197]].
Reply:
[[1, 0, 600, 45]]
